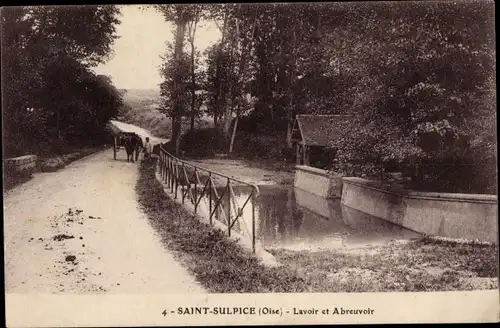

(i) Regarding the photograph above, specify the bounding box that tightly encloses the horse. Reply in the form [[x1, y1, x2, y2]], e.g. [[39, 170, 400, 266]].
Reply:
[[123, 136, 136, 163]]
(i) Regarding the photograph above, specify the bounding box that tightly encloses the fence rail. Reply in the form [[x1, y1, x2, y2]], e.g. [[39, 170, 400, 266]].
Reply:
[[158, 147, 260, 253]]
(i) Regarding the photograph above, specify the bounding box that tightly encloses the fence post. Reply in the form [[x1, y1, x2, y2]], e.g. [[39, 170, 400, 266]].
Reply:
[[166, 156, 170, 186], [164, 155, 168, 183], [163, 155, 166, 182], [169, 157, 172, 189], [209, 173, 212, 225], [227, 179, 231, 237], [175, 159, 178, 199], [169, 157, 173, 188], [181, 162, 186, 204], [159, 153, 162, 176], [252, 188, 256, 254], [161, 153, 164, 179], [194, 168, 198, 213], [170, 158, 174, 191]]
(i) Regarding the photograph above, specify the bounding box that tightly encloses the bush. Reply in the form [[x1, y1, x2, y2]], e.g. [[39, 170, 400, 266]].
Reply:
[[233, 131, 293, 162], [237, 114, 288, 136], [177, 128, 227, 158], [170, 127, 294, 163], [39, 157, 66, 172], [415, 159, 497, 194]]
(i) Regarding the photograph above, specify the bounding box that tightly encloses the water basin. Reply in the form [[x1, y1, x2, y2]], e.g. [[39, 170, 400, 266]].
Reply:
[[190, 182, 421, 251]]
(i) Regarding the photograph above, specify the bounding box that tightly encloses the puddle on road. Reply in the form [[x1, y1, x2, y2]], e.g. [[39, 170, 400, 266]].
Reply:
[[195, 185, 420, 251]]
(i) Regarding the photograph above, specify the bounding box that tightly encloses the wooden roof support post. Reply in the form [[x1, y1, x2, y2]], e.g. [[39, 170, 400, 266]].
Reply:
[[302, 144, 308, 166], [296, 142, 301, 165]]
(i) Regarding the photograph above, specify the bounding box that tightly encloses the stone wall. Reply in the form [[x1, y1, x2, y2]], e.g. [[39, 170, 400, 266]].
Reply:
[[4, 155, 37, 174], [341, 177, 498, 243], [294, 165, 342, 199]]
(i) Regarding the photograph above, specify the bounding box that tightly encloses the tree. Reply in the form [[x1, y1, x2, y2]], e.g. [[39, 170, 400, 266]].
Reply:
[[227, 5, 258, 154], [186, 7, 201, 133], [159, 42, 192, 138], [1, 5, 121, 156], [203, 43, 230, 126], [153, 2, 495, 193], [155, 4, 201, 156], [325, 1, 495, 192]]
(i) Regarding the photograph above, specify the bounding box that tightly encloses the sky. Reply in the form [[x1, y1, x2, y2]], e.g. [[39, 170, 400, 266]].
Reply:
[[93, 5, 220, 91]]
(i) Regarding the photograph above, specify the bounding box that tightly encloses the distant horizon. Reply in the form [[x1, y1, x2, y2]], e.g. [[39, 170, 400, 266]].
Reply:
[[119, 87, 160, 91]]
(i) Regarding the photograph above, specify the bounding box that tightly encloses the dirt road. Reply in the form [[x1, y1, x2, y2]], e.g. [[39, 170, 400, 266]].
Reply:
[[4, 150, 205, 294], [109, 120, 168, 146]]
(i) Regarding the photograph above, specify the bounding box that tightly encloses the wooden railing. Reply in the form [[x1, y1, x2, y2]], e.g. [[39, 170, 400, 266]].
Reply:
[[158, 147, 260, 253]]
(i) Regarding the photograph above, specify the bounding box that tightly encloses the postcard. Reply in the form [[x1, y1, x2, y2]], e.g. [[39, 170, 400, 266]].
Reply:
[[3, 2, 498, 326]]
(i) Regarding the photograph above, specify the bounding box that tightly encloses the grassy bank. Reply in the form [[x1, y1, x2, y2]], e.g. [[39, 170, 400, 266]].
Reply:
[[270, 238, 499, 292], [37, 145, 109, 172], [137, 159, 499, 292]]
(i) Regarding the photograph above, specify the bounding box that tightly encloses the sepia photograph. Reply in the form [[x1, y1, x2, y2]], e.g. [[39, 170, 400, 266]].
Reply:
[[2, 1, 498, 326]]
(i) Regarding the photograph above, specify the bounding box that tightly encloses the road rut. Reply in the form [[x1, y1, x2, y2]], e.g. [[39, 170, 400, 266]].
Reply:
[[4, 150, 205, 294]]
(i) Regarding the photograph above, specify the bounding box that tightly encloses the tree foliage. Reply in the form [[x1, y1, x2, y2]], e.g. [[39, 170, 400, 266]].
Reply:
[[324, 1, 496, 192], [154, 4, 206, 155], [158, 2, 495, 192], [2, 5, 122, 157]]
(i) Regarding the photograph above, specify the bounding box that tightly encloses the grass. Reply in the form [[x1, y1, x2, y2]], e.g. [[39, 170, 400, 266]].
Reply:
[[269, 237, 499, 292], [137, 158, 499, 293], [38, 145, 109, 172]]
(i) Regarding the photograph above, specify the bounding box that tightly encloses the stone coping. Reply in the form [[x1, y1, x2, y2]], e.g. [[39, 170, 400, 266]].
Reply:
[[295, 165, 340, 178], [342, 177, 498, 204], [4, 155, 37, 165]]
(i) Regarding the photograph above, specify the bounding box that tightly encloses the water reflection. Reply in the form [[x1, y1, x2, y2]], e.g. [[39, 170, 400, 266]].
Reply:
[[197, 184, 420, 251]]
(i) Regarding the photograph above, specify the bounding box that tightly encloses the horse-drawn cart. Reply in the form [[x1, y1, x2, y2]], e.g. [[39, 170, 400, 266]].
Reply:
[[114, 132, 143, 161], [107, 123, 143, 161]]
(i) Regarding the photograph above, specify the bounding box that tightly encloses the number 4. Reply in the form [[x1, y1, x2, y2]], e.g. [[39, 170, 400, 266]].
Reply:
[[162, 309, 167, 317]]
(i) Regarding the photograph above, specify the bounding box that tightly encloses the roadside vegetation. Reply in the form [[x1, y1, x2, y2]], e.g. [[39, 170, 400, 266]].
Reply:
[[137, 159, 499, 292], [3, 145, 109, 192], [3, 6, 125, 190], [270, 238, 499, 292], [3, 6, 123, 159]]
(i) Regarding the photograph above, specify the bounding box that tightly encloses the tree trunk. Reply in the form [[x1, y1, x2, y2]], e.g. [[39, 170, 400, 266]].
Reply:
[[171, 115, 176, 141], [286, 20, 297, 148], [189, 14, 198, 134], [190, 100, 195, 133], [172, 18, 187, 156], [214, 7, 229, 134], [190, 40, 195, 133], [412, 163, 424, 186], [227, 9, 258, 154], [223, 27, 237, 140], [229, 110, 239, 154], [174, 117, 182, 156]]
